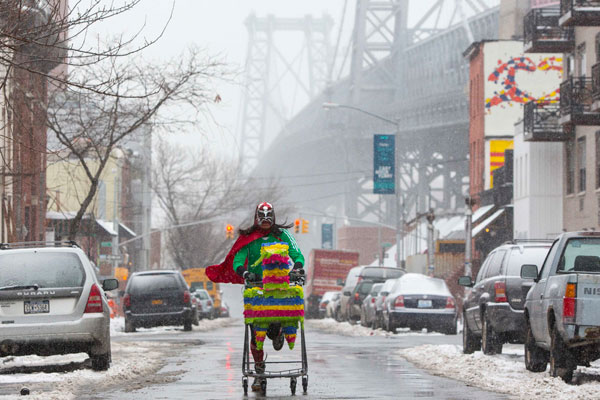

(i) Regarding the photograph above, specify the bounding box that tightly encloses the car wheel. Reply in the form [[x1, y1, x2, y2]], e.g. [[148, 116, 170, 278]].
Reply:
[[124, 318, 136, 333], [91, 348, 111, 371], [524, 319, 548, 372], [550, 324, 574, 383], [184, 319, 193, 331], [481, 312, 502, 355], [462, 314, 481, 354]]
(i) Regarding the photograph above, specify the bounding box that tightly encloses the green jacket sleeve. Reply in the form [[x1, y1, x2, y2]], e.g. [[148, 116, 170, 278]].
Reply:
[[281, 230, 305, 266], [232, 245, 248, 273]]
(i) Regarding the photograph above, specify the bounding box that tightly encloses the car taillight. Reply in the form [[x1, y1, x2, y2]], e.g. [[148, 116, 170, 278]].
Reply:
[[198, 303, 203, 311], [123, 293, 131, 308], [84, 284, 103, 313], [445, 297, 455, 309], [354, 292, 360, 301], [371, 297, 376, 304], [563, 282, 577, 324], [183, 290, 191, 304], [394, 295, 404, 309], [320, 302, 327, 309], [494, 282, 507, 303]]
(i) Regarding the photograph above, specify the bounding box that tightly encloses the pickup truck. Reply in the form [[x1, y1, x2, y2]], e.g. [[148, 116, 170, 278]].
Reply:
[[522, 231, 600, 383]]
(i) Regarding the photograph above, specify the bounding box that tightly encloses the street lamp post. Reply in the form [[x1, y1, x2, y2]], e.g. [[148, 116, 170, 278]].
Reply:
[[323, 102, 403, 270]]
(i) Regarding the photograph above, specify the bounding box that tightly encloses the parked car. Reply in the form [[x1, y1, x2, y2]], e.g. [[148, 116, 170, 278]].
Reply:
[[459, 240, 552, 355], [319, 291, 340, 319], [360, 283, 383, 327], [190, 294, 200, 326], [123, 270, 194, 332], [219, 301, 230, 318], [339, 266, 405, 322], [374, 278, 399, 329], [383, 273, 457, 334], [347, 280, 376, 322], [193, 289, 215, 319], [326, 292, 341, 319], [0, 242, 119, 371], [521, 232, 600, 383]]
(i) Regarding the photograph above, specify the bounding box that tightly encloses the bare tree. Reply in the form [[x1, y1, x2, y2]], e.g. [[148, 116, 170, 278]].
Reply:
[[45, 48, 228, 239], [0, 0, 171, 92], [152, 138, 285, 268]]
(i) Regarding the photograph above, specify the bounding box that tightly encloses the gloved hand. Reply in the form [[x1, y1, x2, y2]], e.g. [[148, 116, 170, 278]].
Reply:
[[293, 261, 303, 270], [243, 271, 258, 282]]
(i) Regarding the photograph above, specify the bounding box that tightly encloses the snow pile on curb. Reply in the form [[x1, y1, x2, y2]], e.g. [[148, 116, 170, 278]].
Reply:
[[110, 316, 235, 336], [306, 318, 442, 337], [398, 344, 600, 400], [0, 341, 168, 400]]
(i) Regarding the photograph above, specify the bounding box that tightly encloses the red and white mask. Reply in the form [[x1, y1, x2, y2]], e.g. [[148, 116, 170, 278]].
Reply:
[[255, 202, 275, 225]]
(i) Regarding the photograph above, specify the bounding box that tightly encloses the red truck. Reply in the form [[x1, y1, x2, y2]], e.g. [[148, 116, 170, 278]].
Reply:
[[305, 249, 360, 318]]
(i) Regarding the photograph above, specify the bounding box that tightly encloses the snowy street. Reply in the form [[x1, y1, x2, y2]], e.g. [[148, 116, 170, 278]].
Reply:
[[0, 317, 503, 399]]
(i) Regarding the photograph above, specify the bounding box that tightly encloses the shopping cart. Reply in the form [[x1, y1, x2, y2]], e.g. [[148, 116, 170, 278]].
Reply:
[[241, 273, 308, 396]]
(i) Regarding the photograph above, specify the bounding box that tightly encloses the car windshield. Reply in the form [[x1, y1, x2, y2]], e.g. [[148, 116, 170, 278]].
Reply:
[[558, 238, 600, 273], [506, 246, 551, 276], [357, 281, 374, 294], [129, 274, 180, 294], [195, 291, 209, 299], [370, 283, 383, 296], [0, 252, 85, 288]]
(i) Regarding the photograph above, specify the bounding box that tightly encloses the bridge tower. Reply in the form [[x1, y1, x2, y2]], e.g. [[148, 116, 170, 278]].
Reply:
[[238, 14, 333, 170], [342, 0, 497, 223]]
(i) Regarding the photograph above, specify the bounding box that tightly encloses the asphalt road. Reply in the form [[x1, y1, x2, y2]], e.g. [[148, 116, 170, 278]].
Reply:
[[94, 320, 507, 400]]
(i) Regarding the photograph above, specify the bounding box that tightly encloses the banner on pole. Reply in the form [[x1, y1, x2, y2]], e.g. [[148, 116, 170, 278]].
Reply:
[[321, 223, 333, 249], [373, 134, 395, 194]]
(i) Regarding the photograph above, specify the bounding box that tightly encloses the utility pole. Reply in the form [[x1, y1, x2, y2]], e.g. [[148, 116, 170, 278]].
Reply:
[[140, 125, 152, 271], [464, 196, 475, 278], [112, 172, 120, 275]]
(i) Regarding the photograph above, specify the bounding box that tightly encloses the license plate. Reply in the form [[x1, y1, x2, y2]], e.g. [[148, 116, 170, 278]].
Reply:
[[151, 299, 163, 305], [24, 300, 49, 314], [418, 299, 432, 308]]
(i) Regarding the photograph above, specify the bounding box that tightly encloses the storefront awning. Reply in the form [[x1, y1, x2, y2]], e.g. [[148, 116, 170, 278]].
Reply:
[[472, 208, 505, 238]]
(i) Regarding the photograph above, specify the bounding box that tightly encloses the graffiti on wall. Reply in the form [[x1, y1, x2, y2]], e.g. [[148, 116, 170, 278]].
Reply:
[[485, 56, 562, 111]]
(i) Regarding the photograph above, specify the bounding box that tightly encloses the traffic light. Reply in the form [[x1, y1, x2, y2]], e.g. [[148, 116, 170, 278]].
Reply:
[[301, 219, 309, 234], [294, 219, 300, 234], [226, 224, 235, 239]]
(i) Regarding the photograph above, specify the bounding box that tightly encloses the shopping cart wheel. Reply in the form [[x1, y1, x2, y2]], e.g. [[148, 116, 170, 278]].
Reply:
[[242, 377, 248, 396], [260, 379, 267, 394], [290, 377, 297, 395], [302, 376, 308, 393]]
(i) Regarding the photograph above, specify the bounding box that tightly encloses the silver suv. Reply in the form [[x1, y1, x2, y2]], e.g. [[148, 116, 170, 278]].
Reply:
[[0, 242, 118, 370]]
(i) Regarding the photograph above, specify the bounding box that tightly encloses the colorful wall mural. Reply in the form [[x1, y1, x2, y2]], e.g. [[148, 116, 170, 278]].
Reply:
[[483, 41, 563, 138]]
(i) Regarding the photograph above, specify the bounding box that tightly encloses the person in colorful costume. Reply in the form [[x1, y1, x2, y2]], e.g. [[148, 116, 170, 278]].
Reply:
[[206, 202, 304, 391]]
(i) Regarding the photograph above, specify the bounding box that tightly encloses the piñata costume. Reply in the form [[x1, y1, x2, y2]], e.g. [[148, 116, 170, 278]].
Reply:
[[243, 242, 304, 350]]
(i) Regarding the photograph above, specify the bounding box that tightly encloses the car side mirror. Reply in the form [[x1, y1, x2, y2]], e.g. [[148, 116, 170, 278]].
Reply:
[[343, 291, 351, 296], [521, 264, 539, 281], [337, 278, 345, 286], [457, 276, 474, 287], [102, 278, 119, 291]]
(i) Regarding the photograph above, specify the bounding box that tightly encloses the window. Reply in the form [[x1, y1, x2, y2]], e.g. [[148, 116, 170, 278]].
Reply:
[[485, 250, 507, 278], [578, 136, 587, 192], [577, 43, 587, 77], [475, 254, 492, 283], [566, 139, 576, 194], [0, 252, 85, 288], [206, 281, 214, 290], [506, 247, 551, 276], [596, 33, 600, 62], [557, 238, 600, 273]]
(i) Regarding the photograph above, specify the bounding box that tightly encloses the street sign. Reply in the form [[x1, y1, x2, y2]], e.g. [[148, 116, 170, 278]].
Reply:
[[99, 254, 121, 261], [100, 241, 112, 248], [321, 223, 333, 249], [373, 134, 395, 194]]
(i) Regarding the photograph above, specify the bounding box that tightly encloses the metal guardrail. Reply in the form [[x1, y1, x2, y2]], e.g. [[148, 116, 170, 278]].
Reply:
[[561, 0, 600, 16], [524, 101, 565, 141], [560, 77, 595, 116], [524, 7, 574, 48]]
